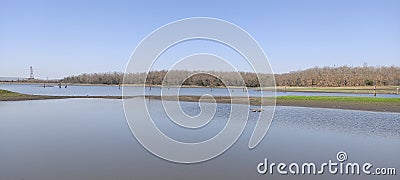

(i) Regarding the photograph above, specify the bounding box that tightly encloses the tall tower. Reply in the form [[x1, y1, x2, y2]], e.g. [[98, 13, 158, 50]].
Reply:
[[29, 66, 34, 80]]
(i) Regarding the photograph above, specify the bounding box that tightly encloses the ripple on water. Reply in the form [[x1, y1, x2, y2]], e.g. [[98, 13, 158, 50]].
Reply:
[[272, 106, 400, 139]]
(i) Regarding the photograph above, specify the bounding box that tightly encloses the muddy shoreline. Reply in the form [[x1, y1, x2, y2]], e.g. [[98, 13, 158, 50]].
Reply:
[[1, 92, 399, 113]]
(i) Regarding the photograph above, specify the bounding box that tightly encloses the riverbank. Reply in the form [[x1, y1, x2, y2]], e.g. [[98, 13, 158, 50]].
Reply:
[[149, 95, 400, 113], [1, 89, 399, 113], [276, 96, 400, 113]]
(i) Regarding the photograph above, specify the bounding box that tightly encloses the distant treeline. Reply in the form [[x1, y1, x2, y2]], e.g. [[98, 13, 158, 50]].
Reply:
[[275, 65, 400, 86], [62, 71, 268, 87], [59, 66, 400, 87], [62, 72, 123, 85]]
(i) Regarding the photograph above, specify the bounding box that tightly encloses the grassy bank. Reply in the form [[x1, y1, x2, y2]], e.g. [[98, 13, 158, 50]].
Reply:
[[278, 95, 400, 103], [1, 89, 399, 112], [149, 95, 400, 113], [276, 95, 400, 112], [0, 89, 63, 101], [0, 89, 29, 98]]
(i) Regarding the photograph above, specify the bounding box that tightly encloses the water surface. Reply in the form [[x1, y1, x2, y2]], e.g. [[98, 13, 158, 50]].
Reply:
[[0, 99, 398, 180], [1, 83, 399, 98]]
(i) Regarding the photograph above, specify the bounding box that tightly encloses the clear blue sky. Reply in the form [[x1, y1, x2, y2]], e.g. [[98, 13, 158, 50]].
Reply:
[[1, 0, 399, 79]]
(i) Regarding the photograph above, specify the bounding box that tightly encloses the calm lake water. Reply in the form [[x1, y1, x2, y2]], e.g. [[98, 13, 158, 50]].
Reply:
[[1, 83, 399, 98], [0, 98, 399, 180]]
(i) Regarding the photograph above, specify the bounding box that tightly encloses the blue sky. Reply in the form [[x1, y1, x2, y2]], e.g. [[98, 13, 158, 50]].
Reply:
[[1, 0, 399, 79]]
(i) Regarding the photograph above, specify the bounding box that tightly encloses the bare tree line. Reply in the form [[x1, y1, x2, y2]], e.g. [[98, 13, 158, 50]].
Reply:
[[275, 65, 400, 86], [60, 65, 400, 87], [62, 72, 123, 85], [62, 70, 270, 87]]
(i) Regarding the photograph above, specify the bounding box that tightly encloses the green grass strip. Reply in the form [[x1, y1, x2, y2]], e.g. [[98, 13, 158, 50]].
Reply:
[[277, 95, 400, 103], [0, 89, 26, 97]]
